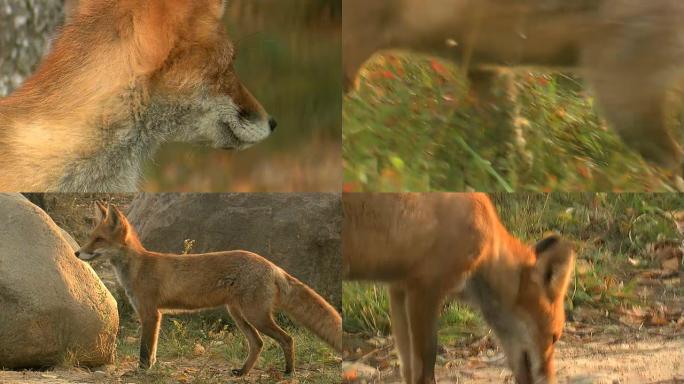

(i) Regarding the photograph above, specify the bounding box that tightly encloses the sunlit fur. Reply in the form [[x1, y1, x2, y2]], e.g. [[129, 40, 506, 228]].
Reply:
[[0, 0, 272, 192], [343, 193, 575, 384], [77, 202, 342, 375]]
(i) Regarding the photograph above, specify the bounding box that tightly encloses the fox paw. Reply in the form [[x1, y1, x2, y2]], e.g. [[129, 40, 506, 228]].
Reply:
[[231, 368, 245, 376]]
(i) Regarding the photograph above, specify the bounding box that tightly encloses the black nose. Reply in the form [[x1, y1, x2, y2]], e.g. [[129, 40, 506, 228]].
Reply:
[[74, 251, 80, 257], [268, 117, 277, 132]]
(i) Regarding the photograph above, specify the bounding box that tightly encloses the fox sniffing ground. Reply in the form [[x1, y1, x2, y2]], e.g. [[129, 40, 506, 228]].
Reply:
[[0, 0, 275, 192], [343, 193, 575, 384], [343, 0, 684, 168], [76, 202, 341, 376]]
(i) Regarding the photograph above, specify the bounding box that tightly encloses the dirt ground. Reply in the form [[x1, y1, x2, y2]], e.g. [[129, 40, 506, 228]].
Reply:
[[0, 357, 330, 383], [343, 268, 684, 384], [343, 325, 683, 384], [1, 329, 681, 383]]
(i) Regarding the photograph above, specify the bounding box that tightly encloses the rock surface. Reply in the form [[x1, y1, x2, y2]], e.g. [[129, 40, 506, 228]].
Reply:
[[126, 193, 342, 307], [0, 0, 65, 96], [0, 194, 118, 369]]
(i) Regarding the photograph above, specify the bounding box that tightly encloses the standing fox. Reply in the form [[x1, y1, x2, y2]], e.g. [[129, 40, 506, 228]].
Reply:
[[343, 193, 575, 384], [343, 0, 684, 168], [0, 0, 275, 192], [76, 202, 341, 376]]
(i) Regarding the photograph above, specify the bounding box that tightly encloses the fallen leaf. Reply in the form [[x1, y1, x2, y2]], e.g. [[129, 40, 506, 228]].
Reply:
[[193, 343, 205, 356], [648, 310, 669, 326], [662, 257, 680, 272], [430, 59, 448, 76]]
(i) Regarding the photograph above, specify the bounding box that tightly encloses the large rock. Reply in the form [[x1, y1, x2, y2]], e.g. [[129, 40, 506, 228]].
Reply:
[[126, 193, 342, 308], [0, 194, 118, 369]]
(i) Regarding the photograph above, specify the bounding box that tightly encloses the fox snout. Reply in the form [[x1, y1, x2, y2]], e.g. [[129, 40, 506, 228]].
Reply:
[[517, 352, 556, 384], [75, 249, 98, 261], [222, 82, 277, 148], [238, 109, 277, 133]]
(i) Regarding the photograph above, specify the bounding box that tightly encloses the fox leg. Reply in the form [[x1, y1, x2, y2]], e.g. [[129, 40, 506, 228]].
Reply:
[[584, 43, 684, 168], [406, 284, 442, 384], [139, 309, 162, 369], [389, 284, 413, 382], [227, 306, 264, 376], [245, 310, 295, 374], [593, 70, 683, 168], [467, 68, 523, 162]]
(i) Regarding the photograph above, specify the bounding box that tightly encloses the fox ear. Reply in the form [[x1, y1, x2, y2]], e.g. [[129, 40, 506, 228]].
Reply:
[[209, 0, 227, 18], [104, 204, 121, 228], [64, 0, 79, 18], [161, 0, 225, 19], [110, 205, 130, 232], [534, 235, 575, 301], [94, 201, 108, 222], [127, 0, 224, 74]]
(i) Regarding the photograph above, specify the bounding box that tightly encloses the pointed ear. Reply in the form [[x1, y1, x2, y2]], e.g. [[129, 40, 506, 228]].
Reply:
[[128, 0, 224, 73], [110, 205, 130, 232], [64, 0, 79, 19], [209, 0, 227, 19], [94, 201, 108, 222], [103, 204, 120, 228], [534, 235, 575, 301], [123, 1, 191, 74]]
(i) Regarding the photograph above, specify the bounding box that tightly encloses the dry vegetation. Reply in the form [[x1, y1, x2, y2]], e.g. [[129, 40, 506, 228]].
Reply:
[[344, 54, 681, 192]]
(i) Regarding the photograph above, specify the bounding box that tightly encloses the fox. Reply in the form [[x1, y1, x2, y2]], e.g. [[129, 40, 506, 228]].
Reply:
[[343, 0, 684, 168], [0, 0, 276, 192], [75, 202, 341, 376], [342, 193, 575, 384]]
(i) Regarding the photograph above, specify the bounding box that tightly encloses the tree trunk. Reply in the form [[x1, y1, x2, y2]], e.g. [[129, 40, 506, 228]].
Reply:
[[0, 0, 65, 96]]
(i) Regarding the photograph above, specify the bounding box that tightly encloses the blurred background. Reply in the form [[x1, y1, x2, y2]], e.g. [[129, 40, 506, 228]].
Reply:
[[146, 0, 342, 192], [344, 54, 682, 192]]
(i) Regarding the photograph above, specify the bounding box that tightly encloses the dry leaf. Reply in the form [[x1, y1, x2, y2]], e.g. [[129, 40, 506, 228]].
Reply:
[[662, 257, 681, 272], [193, 343, 205, 356]]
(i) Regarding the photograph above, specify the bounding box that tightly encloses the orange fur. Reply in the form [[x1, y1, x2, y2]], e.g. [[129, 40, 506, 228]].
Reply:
[[77, 202, 341, 375], [0, 0, 272, 191], [344, 193, 575, 384]]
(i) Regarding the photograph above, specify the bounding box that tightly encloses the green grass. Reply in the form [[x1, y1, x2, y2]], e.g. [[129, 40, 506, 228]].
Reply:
[[343, 283, 483, 347], [115, 312, 340, 383], [343, 53, 678, 192], [343, 193, 684, 339], [342, 283, 390, 335]]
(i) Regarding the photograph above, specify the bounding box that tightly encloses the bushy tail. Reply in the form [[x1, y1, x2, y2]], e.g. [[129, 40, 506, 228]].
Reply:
[[275, 270, 342, 352]]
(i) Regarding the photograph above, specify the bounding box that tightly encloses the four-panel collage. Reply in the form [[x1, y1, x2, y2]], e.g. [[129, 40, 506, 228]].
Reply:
[[1, 1, 683, 384]]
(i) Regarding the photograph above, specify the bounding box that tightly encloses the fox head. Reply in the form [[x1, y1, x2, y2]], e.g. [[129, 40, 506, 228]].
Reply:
[[62, 0, 275, 150], [76, 202, 139, 261], [497, 235, 575, 384]]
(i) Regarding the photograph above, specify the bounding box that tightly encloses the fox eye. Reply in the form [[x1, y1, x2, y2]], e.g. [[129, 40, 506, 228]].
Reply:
[[94, 236, 104, 242]]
